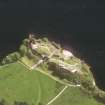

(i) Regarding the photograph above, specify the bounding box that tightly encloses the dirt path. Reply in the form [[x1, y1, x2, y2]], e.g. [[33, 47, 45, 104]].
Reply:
[[35, 68, 81, 87], [31, 59, 43, 69], [31, 50, 57, 70], [18, 61, 81, 105], [46, 86, 68, 105], [18, 61, 81, 87]]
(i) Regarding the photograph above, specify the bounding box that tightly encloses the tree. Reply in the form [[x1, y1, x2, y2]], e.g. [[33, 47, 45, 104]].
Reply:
[[14, 101, 28, 105], [14, 52, 21, 59], [42, 37, 49, 42], [0, 99, 6, 105], [1, 59, 6, 65], [5, 55, 13, 63], [19, 45, 27, 56], [3, 52, 21, 64], [27, 49, 34, 59]]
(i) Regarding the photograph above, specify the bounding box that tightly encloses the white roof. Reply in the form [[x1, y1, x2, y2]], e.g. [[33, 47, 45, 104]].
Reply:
[[31, 43, 38, 49], [63, 50, 73, 58]]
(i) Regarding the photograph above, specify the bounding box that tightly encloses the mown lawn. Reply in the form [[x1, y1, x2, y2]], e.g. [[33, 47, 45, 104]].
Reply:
[[0, 63, 64, 105], [51, 87, 104, 105], [0, 63, 104, 105]]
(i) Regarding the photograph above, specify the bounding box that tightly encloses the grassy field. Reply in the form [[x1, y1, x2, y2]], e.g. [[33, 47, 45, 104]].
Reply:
[[0, 62, 104, 105], [0, 63, 64, 105], [51, 87, 104, 105]]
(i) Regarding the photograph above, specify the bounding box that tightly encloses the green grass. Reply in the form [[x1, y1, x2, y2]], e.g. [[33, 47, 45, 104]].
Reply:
[[64, 57, 81, 65], [51, 87, 104, 105], [0, 63, 64, 105], [0, 62, 104, 105], [20, 56, 35, 67], [36, 46, 51, 56]]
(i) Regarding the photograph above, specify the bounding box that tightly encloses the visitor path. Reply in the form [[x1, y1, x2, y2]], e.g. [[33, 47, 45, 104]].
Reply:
[[35, 67, 81, 87], [18, 61, 81, 105], [18, 50, 81, 87], [0, 62, 16, 69], [18, 60, 81, 87], [30, 50, 57, 69], [46, 86, 68, 105], [17, 50, 95, 105]]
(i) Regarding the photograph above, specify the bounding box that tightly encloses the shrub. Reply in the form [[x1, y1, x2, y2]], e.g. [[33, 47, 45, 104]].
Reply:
[[1, 52, 21, 65], [9, 52, 21, 61], [42, 37, 49, 42], [80, 75, 95, 91], [38, 102, 43, 105], [67, 74, 81, 84], [0, 99, 6, 105]]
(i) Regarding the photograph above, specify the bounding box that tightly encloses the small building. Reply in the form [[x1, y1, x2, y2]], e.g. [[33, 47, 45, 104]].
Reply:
[[62, 50, 73, 59], [31, 43, 38, 50], [29, 34, 35, 39]]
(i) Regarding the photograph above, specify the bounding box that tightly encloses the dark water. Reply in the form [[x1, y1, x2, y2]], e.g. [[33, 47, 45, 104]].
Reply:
[[0, 0, 104, 90]]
